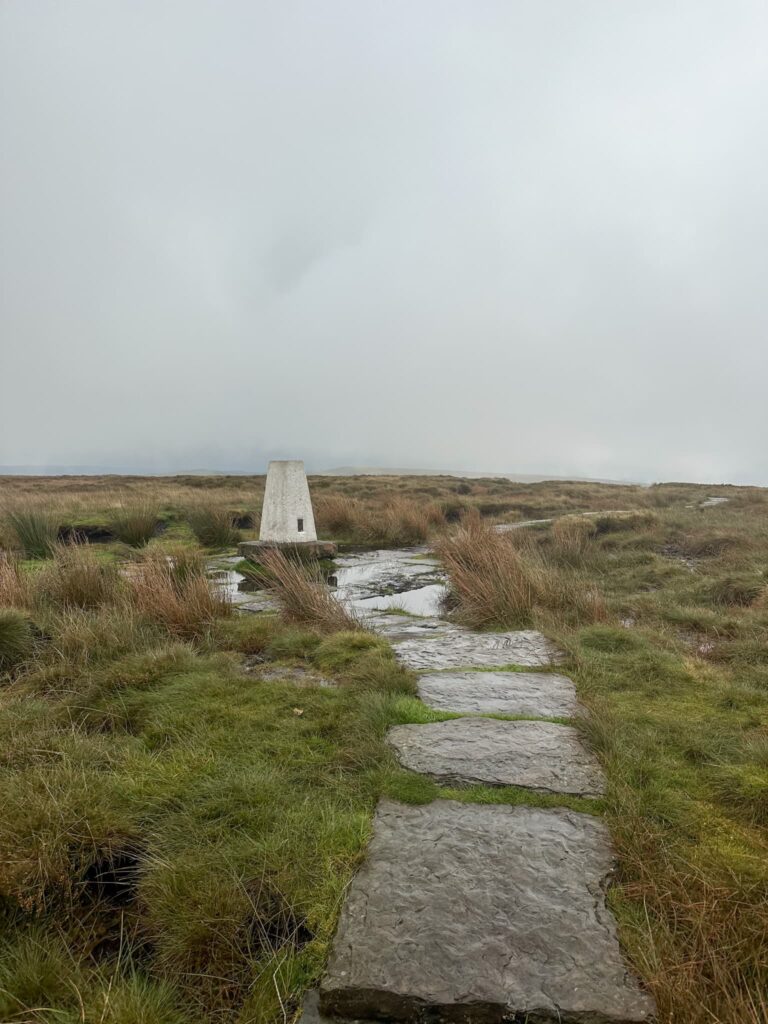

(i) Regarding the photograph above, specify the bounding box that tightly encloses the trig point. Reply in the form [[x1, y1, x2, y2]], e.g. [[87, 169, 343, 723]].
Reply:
[[238, 460, 337, 560], [260, 460, 318, 543]]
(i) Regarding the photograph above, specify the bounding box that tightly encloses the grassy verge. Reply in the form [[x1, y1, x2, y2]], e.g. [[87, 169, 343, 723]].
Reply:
[[438, 501, 768, 1023], [0, 545, 423, 1023]]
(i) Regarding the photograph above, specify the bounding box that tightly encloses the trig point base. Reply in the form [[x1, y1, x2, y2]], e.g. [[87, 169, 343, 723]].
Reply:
[[238, 459, 337, 561]]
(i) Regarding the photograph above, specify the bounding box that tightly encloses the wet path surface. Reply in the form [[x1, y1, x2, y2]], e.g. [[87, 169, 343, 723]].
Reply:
[[301, 547, 656, 1023], [333, 548, 447, 617]]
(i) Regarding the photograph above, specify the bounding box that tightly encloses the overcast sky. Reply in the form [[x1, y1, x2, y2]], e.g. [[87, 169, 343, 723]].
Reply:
[[1, 1, 767, 483]]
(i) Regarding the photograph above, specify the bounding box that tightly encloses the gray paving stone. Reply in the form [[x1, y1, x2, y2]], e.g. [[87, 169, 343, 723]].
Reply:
[[391, 628, 564, 670], [321, 799, 655, 1023], [417, 669, 579, 718], [388, 717, 605, 796], [364, 613, 458, 641]]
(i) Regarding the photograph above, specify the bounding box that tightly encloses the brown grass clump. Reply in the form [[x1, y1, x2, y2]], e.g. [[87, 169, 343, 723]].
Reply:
[[551, 515, 598, 558], [126, 549, 231, 637], [0, 553, 33, 608], [3, 507, 59, 559], [314, 495, 361, 536], [260, 550, 362, 633], [363, 498, 444, 547], [314, 495, 445, 546], [612, 801, 768, 1023], [35, 544, 121, 610], [592, 510, 658, 534], [437, 514, 605, 629], [107, 503, 160, 547], [186, 504, 241, 548]]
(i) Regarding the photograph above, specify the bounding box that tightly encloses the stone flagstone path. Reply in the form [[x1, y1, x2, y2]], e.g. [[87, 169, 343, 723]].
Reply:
[[320, 802, 653, 1023], [417, 669, 579, 718], [388, 718, 606, 797], [297, 548, 656, 1022]]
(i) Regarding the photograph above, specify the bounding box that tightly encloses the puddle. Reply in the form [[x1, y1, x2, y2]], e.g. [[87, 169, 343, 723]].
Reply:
[[352, 583, 448, 617], [331, 548, 447, 619], [208, 568, 254, 605], [334, 549, 440, 595]]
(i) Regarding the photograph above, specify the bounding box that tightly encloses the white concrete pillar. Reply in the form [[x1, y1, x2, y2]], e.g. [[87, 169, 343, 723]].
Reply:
[[259, 460, 318, 543]]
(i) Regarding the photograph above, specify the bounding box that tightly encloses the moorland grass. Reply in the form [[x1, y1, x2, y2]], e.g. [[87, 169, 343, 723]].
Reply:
[[1, 477, 766, 1022], [35, 542, 122, 610], [443, 503, 768, 1023], [0, 585, 418, 1022], [4, 508, 58, 559], [436, 513, 605, 628], [260, 549, 362, 634], [0, 552, 32, 607], [315, 494, 445, 546], [186, 504, 241, 549], [108, 503, 161, 547], [0, 609, 34, 672], [126, 549, 231, 638]]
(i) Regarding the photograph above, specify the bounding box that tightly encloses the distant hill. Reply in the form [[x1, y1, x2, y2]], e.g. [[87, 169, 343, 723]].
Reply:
[[317, 466, 635, 484], [0, 464, 638, 485]]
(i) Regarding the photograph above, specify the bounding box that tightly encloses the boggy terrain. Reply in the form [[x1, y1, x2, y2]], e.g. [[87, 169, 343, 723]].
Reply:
[[0, 474, 766, 1023]]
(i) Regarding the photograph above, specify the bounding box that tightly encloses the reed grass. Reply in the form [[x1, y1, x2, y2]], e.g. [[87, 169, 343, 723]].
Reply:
[[314, 495, 361, 535], [437, 514, 605, 628], [0, 553, 33, 608], [108, 504, 160, 547], [126, 550, 231, 637], [0, 610, 34, 671], [35, 543, 122, 610], [550, 514, 597, 559], [186, 504, 241, 548], [4, 508, 58, 559], [260, 549, 362, 633]]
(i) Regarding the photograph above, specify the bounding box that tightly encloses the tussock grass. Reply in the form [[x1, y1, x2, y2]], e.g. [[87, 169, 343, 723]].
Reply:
[[0, 610, 34, 672], [0, 552, 33, 608], [550, 514, 597, 559], [314, 494, 361, 535], [315, 494, 445, 546], [261, 549, 362, 633], [4, 508, 58, 559], [707, 573, 765, 608], [437, 514, 605, 629], [186, 504, 241, 548], [35, 542, 122, 610], [362, 497, 444, 546], [126, 549, 231, 637], [592, 509, 658, 533], [108, 504, 160, 547]]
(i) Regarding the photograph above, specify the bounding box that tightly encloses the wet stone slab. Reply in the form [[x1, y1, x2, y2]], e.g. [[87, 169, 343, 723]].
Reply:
[[391, 628, 564, 670], [417, 669, 579, 718], [363, 613, 459, 641], [321, 799, 655, 1023], [388, 717, 605, 797], [237, 593, 279, 614], [333, 548, 441, 600]]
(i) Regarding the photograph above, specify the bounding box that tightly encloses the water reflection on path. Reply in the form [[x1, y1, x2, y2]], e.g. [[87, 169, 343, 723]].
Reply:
[[332, 549, 447, 618]]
